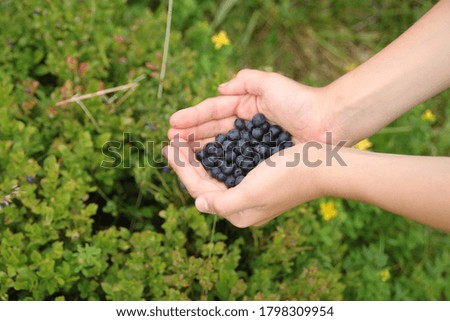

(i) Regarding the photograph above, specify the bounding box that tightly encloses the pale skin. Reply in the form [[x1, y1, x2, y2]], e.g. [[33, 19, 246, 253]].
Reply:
[[164, 0, 450, 232]]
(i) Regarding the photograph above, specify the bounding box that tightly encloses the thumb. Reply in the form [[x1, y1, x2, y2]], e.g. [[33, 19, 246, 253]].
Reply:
[[195, 187, 250, 217], [218, 69, 269, 96]]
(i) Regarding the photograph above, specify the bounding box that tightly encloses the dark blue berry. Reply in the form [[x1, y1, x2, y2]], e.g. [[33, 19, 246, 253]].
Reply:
[[253, 154, 262, 165], [234, 118, 246, 130], [161, 166, 171, 173], [205, 143, 221, 156], [251, 127, 264, 140], [217, 173, 227, 182], [277, 131, 291, 144], [227, 129, 240, 140], [221, 163, 235, 176], [240, 130, 251, 141], [252, 113, 266, 126], [257, 144, 271, 158], [222, 140, 236, 151], [195, 150, 204, 162], [211, 167, 221, 178], [242, 146, 255, 157], [262, 133, 276, 146], [26, 176, 35, 184], [280, 141, 294, 150], [202, 156, 216, 169], [240, 159, 254, 170], [260, 121, 270, 133], [225, 150, 237, 163], [225, 176, 236, 188], [271, 146, 280, 155], [245, 121, 254, 131], [234, 168, 244, 177], [215, 134, 227, 145], [235, 175, 245, 185], [269, 125, 282, 138]]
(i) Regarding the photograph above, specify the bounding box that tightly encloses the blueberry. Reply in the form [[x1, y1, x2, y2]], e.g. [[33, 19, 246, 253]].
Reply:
[[260, 121, 270, 133], [227, 129, 240, 140], [277, 131, 292, 144], [211, 167, 221, 178], [251, 127, 264, 140], [252, 113, 266, 127], [253, 154, 262, 165], [257, 144, 271, 158], [237, 139, 249, 149], [250, 137, 260, 146], [234, 168, 244, 177], [161, 166, 171, 173], [225, 176, 236, 188], [202, 156, 216, 169], [242, 146, 255, 157], [222, 140, 236, 151], [26, 176, 35, 184], [271, 146, 280, 155], [262, 133, 276, 146], [280, 141, 294, 150], [234, 118, 246, 130], [269, 125, 282, 138], [240, 159, 254, 170], [205, 143, 221, 156], [235, 175, 245, 185], [240, 130, 251, 141], [221, 163, 235, 176], [195, 150, 205, 161], [217, 173, 227, 182], [236, 155, 245, 165], [245, 121, 254, 131], [216, 133, 227, 145], [225, 150, 237, 163]]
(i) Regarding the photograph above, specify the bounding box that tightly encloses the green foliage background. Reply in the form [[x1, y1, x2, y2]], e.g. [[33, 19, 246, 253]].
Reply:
[[0, 0, 449, 300]]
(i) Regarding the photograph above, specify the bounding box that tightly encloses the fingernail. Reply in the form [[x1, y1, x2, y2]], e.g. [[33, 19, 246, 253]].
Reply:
[[218, 81, 229, 88], [196, 197, 210, 213]]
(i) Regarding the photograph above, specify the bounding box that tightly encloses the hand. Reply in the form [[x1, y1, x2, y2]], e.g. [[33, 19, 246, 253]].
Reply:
[[168, 69, 336, 145], [163, 139, 324, 227]]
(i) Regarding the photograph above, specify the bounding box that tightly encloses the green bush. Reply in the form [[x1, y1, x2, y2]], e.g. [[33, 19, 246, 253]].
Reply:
[[1, 0, 449, 301]]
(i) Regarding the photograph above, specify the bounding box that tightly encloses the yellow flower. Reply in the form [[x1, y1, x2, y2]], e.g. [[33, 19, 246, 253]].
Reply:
[[211, 31, 230, 49], [320, 201, 337, 221], [380, 269, 390, 282], [354, 138, 373, 151], [421, 109, 436, 122], [344, 62, 358, 72]]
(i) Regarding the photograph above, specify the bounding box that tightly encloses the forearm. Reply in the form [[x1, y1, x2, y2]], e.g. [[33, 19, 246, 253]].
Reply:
[[325, 0, 450, 144], [320, 148, 450, 231]]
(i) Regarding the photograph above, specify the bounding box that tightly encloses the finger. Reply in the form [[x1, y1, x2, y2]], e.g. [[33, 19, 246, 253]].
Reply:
[[168, 116, 236, 141], [187, 137, 215, 151], [195, 181, 272, 228], [218, 69, 271, 96], [170, 96, 241, 129], [163, 140, 224, 198]]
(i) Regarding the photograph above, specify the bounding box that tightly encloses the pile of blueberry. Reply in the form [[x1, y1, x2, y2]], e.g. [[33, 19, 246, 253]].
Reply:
[[195, 113, 294, 188]]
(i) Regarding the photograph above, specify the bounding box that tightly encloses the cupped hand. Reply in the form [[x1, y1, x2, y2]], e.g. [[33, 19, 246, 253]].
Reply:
[[162, 138, 324, 227], [168, 69, 336, 145]]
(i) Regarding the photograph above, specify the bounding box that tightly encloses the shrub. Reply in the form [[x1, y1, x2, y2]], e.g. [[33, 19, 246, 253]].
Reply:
[[0, 0, 449, 301]]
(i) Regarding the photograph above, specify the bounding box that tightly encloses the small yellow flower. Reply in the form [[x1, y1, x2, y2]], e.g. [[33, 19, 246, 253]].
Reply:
[[421, 109, 436, 122], [344, 62, 358, 72], [380, 269, 390, 282], [211, 31, 230, 49], [354, 138, 373, 151], [320, 200, 337, 221]]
